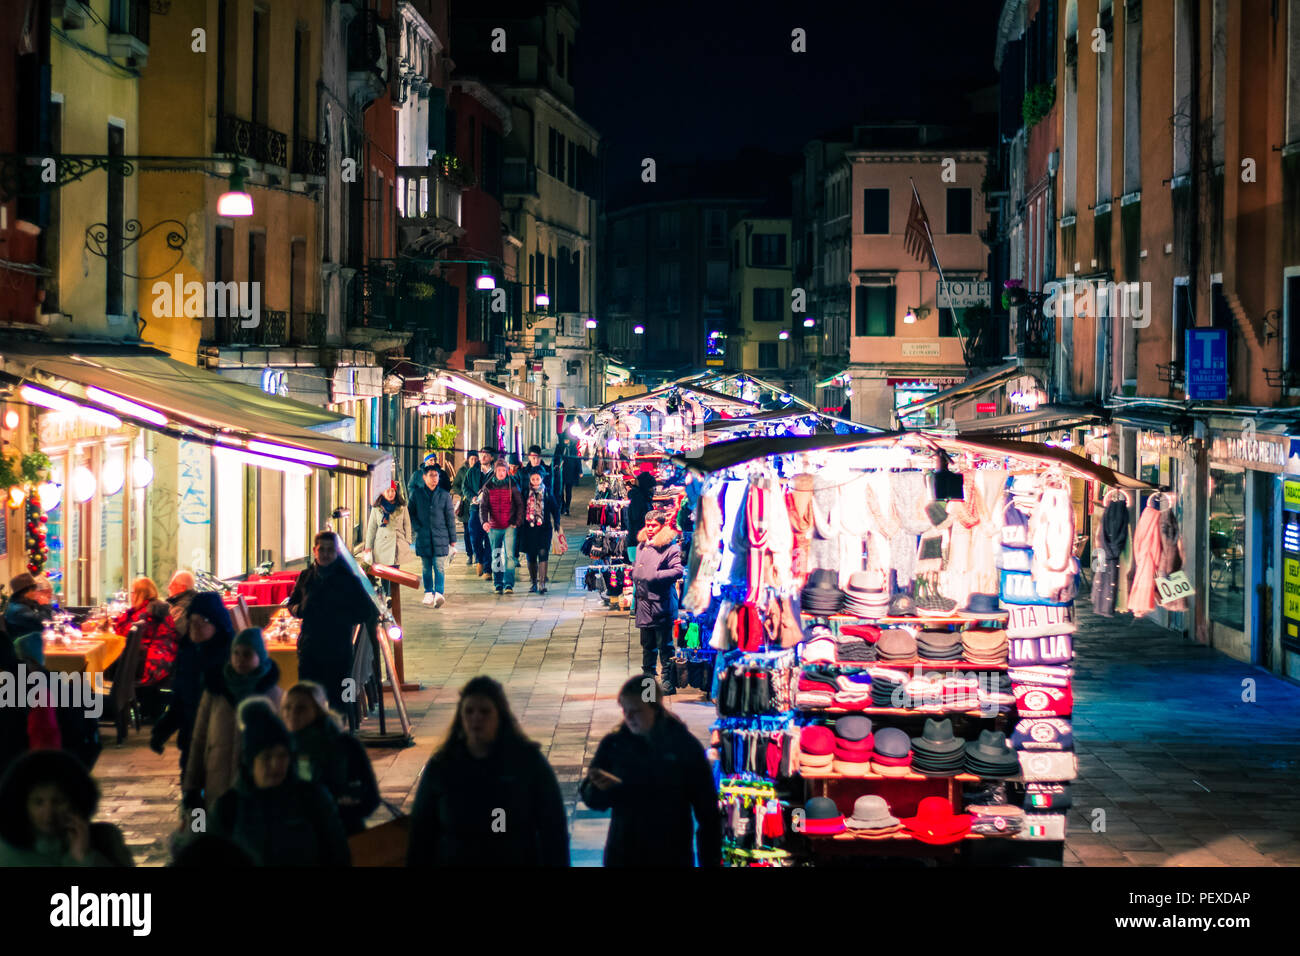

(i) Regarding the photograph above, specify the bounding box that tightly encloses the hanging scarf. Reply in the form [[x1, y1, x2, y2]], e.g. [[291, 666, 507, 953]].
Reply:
[[378, 495, 398, 527], [526, 486, 547, 527]]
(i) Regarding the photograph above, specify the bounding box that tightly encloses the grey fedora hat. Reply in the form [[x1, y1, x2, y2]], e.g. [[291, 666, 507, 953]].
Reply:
[[910, 717, 965, 755]]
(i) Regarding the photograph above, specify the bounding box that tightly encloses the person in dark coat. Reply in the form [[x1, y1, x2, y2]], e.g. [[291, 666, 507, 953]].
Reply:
[[452, 452, 480, 565], [11, 631, 102, 771], [631, 511, 683, 694], [580, 676, 721, 868], [151, 590, 235, 777], [516, 470, 562, 594], [480, 459, 524, 594], [462, 447, 496, 578], [626, 472, 657, 557], [552, 419, 581, 515], [3, 572, 53, 642], [287, 531, 379, 711], [165, 571, 198, 641], [0, 629, 27, 780], [408, 464, 458, 607], [407, 675, 569, 867], [209, 698, 350, 866], [281, 681, 379, 836]]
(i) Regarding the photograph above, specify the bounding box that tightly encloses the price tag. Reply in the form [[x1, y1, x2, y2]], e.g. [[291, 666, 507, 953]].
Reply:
[[1154, 570, 1194, 606]]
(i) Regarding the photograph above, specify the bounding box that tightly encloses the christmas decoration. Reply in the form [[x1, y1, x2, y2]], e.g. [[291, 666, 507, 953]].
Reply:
[[26, 487, 48, 575]]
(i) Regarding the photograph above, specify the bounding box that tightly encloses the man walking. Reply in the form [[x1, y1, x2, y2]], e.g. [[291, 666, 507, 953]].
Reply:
[[480, 459, 524, 594], [288, 531, 380, 710], [451, 451, 479, 565], [409, 464, 458, 607], [462, 446, 496, 579]]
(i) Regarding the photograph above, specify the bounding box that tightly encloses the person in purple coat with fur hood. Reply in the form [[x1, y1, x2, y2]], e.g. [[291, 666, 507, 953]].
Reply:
[[631, 511, 682, 695]]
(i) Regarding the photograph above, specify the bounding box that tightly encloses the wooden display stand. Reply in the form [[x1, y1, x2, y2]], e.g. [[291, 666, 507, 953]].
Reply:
[[369, 564, 421, 692]]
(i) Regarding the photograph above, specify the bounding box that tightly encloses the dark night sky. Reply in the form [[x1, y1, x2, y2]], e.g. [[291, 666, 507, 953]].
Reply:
[[574, 0, 1006, 200]]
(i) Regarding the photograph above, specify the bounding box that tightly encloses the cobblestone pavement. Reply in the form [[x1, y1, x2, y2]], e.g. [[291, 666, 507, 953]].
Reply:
[[91, 480, 1300, 866]]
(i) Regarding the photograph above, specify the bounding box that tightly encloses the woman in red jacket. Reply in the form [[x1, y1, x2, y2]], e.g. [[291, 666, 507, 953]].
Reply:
[[112, 577, 179, 700]]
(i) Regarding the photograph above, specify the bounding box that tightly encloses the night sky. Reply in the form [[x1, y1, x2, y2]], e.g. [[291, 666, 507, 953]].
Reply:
[[575, 0, 1005, 201]]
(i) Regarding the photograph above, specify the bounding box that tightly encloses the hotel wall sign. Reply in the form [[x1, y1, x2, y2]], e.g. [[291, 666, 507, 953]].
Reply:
[[1209, 431, 1287, 472]]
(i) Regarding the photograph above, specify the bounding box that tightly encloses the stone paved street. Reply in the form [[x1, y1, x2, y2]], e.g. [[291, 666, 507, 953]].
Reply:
[[90, 481, 1300, 866]]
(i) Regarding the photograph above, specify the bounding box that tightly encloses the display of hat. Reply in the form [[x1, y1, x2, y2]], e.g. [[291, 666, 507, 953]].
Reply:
[[964, 729, 1022, 778], [958, 593, 1009, 620], [840, 623, 882, 643], [873, 727, 911, 760], [802, 636, 837, 663], [802, 796, 846, 834], [899, 796, 972, 844], [799, 724, 835, 755], [832, 757, 875, 775], [834, 715, 873, 742], [845, 794, 900, 831], [799, 752, 834, 772], [834, 636, 877, 663], [876, 630, 918, 663], [917, 630, 963, 661], [910, 718, 965, 755], [870, 671, 908, 707], [886, 593, 917, 618]]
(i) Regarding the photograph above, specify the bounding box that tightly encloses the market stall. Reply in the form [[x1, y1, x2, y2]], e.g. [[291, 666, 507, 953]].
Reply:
[[670, 430, 1155, 866]]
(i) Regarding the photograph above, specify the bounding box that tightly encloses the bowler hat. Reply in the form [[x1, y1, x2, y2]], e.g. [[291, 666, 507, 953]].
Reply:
[[799, 724, 835, 756], [802, 796, 845, 834], [873, 727, 912, 760], [834, 715, 873, 742]]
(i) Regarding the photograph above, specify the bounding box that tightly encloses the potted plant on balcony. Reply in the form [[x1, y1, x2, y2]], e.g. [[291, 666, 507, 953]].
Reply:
[[1002, 279, 1027, 310]]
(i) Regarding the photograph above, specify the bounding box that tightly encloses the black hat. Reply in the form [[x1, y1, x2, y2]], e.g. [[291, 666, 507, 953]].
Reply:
[[911, 718, 966, 755], [237, 697, 292, 767]]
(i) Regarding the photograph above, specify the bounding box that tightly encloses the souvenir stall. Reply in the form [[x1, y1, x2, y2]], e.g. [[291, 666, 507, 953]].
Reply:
[[670, 431, 1153, 867]]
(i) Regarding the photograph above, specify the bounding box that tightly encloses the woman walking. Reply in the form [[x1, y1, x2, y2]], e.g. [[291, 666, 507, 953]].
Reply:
[[281, 681, 379, 835], [363, 480, 413, 571], [517, 470, 562, 594], [631, 511, 683, 695], [579, 676, 721, 867], [407, 676, 568, 866]]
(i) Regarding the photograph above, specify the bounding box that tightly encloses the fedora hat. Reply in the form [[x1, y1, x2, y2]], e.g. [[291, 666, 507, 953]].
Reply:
[[845, 794, 899, 830], [899, 796, 971, 844], [802, 796, 845, 834], [910, 718, 965, 755], [804, 569, 841, 592], [845, 571, 882, 594], [958, 593, 1009, 620]]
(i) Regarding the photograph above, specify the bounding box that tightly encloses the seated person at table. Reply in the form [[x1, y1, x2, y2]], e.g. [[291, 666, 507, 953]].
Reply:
[[11, 633, 102, 772], [281, 681, 380, 836], [287, 531, 378, 712], [184, 627, 282, 812], [109, 577, 179, 716], [150, 591, 234, 778], [4, 573, 53, 641], [0, 750, 133, 867], [209, 698, 350, 866]]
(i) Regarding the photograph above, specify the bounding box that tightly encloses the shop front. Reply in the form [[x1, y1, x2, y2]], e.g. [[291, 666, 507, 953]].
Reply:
[[1282, 461, 1300, 680], [1205, 426, 1288, 669]]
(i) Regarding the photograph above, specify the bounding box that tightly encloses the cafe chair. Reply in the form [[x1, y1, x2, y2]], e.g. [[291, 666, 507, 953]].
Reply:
[[230, 595, 253, 633], [98, 622, 146, 745]]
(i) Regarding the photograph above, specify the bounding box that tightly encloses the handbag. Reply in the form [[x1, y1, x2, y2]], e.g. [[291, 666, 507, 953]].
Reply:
[[554, 531, 569, 556]]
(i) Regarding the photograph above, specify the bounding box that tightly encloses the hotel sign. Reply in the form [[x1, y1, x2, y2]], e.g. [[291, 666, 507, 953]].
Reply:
[[1209, 431, 1288, 473], [936, 280, 990, 309]]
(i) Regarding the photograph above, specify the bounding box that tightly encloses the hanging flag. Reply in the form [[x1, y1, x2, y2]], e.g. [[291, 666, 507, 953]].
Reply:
[[905, 181, 938, 269]]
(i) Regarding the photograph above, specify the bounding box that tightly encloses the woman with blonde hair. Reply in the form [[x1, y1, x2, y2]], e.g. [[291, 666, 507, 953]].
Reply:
[[280, 681, 379, 835], [110, 576, 179, 699]]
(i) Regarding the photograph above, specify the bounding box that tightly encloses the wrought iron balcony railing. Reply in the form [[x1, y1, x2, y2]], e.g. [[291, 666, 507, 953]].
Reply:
[[217, 114, 288, 168], [215, 309, 288, 347], [292, 138, 326, 177], [293, 311, 327, 346]]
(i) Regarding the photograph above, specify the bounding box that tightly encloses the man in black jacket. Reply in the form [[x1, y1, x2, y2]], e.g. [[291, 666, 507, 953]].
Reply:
[[288, 532, 380, 711], [408, 464, 458, 607]]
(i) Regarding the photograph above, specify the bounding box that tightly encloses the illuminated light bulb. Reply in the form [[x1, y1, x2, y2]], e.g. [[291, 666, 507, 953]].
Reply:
[[8, 486, 24, 508], [71, 466, 96, 503], [101, 456, 126, 496], [132, 457, 154, 488], [2, 410, 17, 429], [38, 481, 61, 510]]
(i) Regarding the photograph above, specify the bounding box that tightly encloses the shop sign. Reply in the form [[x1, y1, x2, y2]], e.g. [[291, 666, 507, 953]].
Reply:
[[1154, 570, 1194, 606], [1209, 432, 1288, 472], [38, 413, 117, 446], [1137, 431, 1180, 454], [901, 341, 941, 358], [260, 368, 288, 397], [1185, 329, 1228, 400], [937, 280, 990, 309], [1285, 480, 1300, 513], [887, 377, 963, 387], [976, 402, 997, 413], [1284, 557, 1300, 627]]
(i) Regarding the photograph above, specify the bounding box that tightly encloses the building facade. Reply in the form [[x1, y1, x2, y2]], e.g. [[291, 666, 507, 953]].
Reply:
[[728, 216, 794, 376]]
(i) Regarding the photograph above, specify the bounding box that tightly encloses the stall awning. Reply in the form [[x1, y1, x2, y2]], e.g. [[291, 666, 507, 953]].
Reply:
[[698, 408, 881, 434], [671, 430, 1155, 489], [432, 368, 535, 411], [955, 403, 1103, 435], [599, 382, 760, 412], [3, 347, 389, 477], [894, 361, 1022, 418]]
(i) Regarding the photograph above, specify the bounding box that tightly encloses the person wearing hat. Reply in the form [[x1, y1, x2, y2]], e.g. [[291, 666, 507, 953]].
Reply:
[[287, 530, 380, 711], [4, 572, 53, 643], [207, 698, 350, 866], [184, 627, 283, 812], [363, 479, 413, 575], [150, 590, 236, 776], [408, 464, 458, 607], [580, 676, 720, 867], [451, 451, 481, 566]]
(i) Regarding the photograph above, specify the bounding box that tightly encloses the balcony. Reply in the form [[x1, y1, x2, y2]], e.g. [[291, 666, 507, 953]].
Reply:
[[214, 309, 288, 347], [107, 0, 149, 64], [397, 164, 466, 254], [217, 114, 287, 168], [292, 138, 326, 178], [348, 10, 388, 108], [344, 259, 453, 352], [1016, 310, 1052, 361], [292, 312, 327, 346]]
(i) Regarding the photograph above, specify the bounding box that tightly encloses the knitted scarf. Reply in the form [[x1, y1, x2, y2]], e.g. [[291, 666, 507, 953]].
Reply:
[[378, 495, 398, 527], [526, 486, 547, 527]]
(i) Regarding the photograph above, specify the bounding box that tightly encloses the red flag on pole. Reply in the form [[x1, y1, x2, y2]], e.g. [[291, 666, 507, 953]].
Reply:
[[905, 181, 938, 269]]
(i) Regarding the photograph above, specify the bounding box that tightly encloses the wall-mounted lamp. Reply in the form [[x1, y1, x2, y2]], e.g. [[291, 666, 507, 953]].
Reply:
[[903, 306, 932, 324], [1262, 309, 1281, 343], [217, 165, 254, 218], [778, 330, 790, 340]]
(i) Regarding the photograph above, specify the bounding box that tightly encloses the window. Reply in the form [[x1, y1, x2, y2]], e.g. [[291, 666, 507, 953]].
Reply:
[[290, 238, 306, 318], [1211, 0, 1227, 164], [567, 140, 577, 188], [1289, 0, 1300, 145], [946, 188, 972, 234], [759, 342, 778, 368], [614, 266, 630, 294], [548, 128, 566, 180], [657, 211, 680, 248], [41, 98, 62, 313], [855, 285, 895, 336], [753, 287, 784, 322], [704, 210, 726, 247], [248, 232, 266, 307], [1123, 4, 1142, 192], [1063, 30, 1078, 214], [706, 260, 728, 294], [1285, 271, 1300, 374], [862, 188, 889, 234], [252, 8, 268, 127], [556, 31, 566, 79], [1096, 3, 1114, 204], [107, 124, 124, 315], [1173, 0, 1193, 177], [1173, 278, 1190, 382], [481, 127, 503, 199], [751, 233, 786, 267], [657, 261, 681, 295], [547, 254, 557, 307]]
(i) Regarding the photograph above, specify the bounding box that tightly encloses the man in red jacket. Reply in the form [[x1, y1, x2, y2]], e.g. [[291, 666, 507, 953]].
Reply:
[[480, 459, 524, 594]]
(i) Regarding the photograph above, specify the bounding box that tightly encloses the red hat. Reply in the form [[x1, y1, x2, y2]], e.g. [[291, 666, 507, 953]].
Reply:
[[799, 725, 835, 756], [869, 751, 911, 767], [832, 736, 875, 756], [899, 796, 972, 845], [840, 624, 882, 643]]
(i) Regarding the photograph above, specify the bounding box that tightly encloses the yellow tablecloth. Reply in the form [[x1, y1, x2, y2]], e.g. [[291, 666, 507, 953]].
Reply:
[[44, 633, 126, 677], [268, 643, 298, 689]]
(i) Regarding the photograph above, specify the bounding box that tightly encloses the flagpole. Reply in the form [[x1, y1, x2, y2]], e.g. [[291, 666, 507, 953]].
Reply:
[[909, 177, 962, 338]]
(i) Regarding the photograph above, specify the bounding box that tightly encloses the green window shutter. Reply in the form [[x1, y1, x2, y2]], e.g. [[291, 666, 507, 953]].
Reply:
[[428, 87, 447, 154]]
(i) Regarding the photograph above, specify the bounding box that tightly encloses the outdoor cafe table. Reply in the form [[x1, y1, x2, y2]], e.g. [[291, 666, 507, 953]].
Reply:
[[44, 632, 126, 677]]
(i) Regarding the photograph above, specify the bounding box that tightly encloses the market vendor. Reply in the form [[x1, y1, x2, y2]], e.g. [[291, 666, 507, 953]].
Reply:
[[287, 531, 379, 711]]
